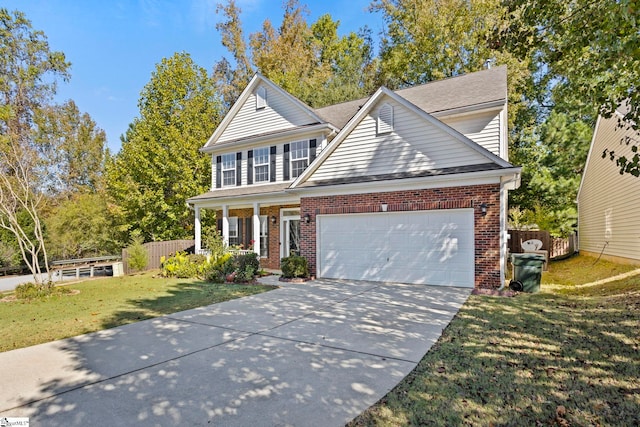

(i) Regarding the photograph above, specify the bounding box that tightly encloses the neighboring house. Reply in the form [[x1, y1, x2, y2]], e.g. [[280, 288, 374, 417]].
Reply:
[[188, 66, 521, 288], [577, 105, 640, 264]]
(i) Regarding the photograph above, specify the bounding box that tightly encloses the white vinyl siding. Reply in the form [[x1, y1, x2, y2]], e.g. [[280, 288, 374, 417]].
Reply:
[[222, 153, 236, 186], [578, 115, 640, 261], [442, 110, 502, 157], [309, 99, 489, 183], [254, 147, 270, 182], [218, 88, 317, 143]]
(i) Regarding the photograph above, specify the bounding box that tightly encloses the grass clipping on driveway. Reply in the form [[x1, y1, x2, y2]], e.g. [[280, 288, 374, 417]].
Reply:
[[0, 272, 274, 353], [349, 256, 640, 427]]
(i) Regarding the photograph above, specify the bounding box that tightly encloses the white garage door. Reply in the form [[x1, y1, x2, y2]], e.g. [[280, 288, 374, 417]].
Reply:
[[317, 209, 474, 287]]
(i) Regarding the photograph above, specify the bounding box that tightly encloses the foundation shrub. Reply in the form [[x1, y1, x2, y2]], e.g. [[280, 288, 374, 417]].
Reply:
[[281, 256, 308, 278]]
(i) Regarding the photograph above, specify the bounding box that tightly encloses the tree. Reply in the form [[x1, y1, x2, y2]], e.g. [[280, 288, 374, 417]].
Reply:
[[0, 9, 70, 284], [106, 52, 221, 242], [34, 100, 107, 196], [214, 0, 377, 108], [44, 192, 117, 259], [501, 0, 640, 177], [214, 0, 254, 109]]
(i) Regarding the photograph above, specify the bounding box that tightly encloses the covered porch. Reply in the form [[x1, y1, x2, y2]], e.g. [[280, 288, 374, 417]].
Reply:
[[188, 185, 303, 270]]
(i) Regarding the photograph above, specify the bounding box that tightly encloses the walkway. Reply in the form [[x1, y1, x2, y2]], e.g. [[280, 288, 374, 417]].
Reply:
[[0, 278, 471, 426]]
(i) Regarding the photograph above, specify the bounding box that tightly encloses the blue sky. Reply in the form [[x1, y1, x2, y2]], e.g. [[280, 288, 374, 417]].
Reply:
[[4, 0, 383, 152]]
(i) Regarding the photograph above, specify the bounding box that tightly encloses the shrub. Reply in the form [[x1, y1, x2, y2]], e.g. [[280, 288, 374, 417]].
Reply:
[[281, 256, 308, 278], [204, 268, 225, 283], [14, 282, 69, 300], [126, 233, 148, 272], [236, 252, 259, 274], [161, 251, 210, 278], [202, 226, 226, 261]]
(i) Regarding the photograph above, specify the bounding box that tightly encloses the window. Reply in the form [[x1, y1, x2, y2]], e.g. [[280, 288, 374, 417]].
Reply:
[[228, 217, 239, 246], [222, 153, 236, 186], [254, 147, 270, 183], [290, 140, 309, 178], [259, 215, 268, 257], [256, 86, 267, 109], [377, 103, 394, 135]]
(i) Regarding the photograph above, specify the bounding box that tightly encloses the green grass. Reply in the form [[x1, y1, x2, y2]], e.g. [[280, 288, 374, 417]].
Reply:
[[349, 255, 640, 426], [0, 272, 275, 353]]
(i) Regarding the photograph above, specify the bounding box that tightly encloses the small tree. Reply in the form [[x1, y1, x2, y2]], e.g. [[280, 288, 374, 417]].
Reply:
[[126, 232, 148, 273]]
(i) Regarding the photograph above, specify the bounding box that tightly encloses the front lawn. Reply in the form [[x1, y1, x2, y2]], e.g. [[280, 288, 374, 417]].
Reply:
[[0, 272, 275, 353], [349, 255, 640, 426]]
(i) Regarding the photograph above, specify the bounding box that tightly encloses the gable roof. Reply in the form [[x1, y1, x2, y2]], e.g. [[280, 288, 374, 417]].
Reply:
[[292, 86, 513, 188], [201, 73, 328, 152], [314, 66, 507, 129]]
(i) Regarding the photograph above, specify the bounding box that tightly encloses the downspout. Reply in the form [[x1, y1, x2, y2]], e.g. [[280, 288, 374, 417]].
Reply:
[[498, 173, 521, 291]]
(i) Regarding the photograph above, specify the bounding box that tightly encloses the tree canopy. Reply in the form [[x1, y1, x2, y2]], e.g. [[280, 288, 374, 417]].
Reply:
[[215, 0, 377, 109], [105, 52, 221, 242]]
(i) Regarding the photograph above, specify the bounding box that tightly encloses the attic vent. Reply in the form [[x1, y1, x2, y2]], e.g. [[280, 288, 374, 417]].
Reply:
[[377, 103, 394, 135], [256, 86, 267, 110]]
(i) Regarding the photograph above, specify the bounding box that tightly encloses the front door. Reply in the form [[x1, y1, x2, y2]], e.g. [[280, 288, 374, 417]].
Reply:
[[284, 219, 301, 257], [281, 209, 301, 258]]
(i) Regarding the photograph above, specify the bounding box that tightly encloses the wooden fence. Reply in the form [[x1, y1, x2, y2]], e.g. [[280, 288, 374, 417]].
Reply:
[[508, 230, 577, 260], [122, 239, 194, 274]]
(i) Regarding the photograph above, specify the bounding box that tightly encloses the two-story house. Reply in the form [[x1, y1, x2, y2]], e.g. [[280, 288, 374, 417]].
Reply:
[[188, 66, 521, 289]]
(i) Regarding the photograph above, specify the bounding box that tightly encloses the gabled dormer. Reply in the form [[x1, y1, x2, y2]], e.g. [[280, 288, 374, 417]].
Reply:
[[293, 87, 511, 188], [201, 74, 336, 151]]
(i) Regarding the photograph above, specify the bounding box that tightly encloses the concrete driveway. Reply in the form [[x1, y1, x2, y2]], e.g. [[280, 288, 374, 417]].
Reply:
[[0, 278, 471, 426]]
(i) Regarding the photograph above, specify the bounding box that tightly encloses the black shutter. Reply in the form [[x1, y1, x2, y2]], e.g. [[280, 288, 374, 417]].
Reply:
[[245, 217, 252, 247], [238, 219, 243, 246], [283, 143, 290, 180], [236, 152, 242, 186], [270, 146, 276, 182], [247, 150, 253, 185], [215, 155, 222, 188], [309, 139, 317, 163], [216, 218, 222, 233]]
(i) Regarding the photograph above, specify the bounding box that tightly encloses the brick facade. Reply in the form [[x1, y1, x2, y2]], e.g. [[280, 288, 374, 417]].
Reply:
[[300, 183, 502, 289]]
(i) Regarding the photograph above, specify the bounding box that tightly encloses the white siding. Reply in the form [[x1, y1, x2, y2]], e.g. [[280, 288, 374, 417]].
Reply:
[[218, 88, 317, 143], [442, 110, 501, 157], [578, 116, 640, 261], [309, 98, 490, 182]]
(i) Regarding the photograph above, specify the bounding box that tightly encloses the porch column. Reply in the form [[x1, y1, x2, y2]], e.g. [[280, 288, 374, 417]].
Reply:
[[253, 202, 261, 257], [194, 205, 202, 253], [222, 205, 230, 247]]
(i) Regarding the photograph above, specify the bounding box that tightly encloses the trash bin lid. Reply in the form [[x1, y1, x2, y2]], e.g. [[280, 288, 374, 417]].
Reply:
[[511, 252, 546, 264]]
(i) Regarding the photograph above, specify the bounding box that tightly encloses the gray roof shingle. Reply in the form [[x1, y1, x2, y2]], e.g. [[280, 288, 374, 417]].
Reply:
[[314, 66, 507, 129]]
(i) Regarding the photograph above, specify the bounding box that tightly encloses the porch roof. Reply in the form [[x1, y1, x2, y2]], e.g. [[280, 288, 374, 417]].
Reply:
[[187, 182, 292, 204]]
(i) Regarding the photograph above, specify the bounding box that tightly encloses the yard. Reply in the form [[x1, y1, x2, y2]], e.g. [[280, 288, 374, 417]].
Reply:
[[0, 272, 275, 353], [349, 255, 640, 426], [1, 256, 638, 426]]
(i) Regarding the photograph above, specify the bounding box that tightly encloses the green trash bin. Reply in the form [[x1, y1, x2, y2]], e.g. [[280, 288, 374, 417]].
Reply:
[[510, 253, 546, 292]]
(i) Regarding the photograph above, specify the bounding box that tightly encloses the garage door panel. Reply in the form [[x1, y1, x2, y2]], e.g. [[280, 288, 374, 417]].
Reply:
[[318, 209, 474, 287]]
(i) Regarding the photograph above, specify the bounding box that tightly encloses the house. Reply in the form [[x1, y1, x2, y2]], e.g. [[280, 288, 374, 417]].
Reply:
[[187, 66, 521, 288], [577, 105, 640, 264]]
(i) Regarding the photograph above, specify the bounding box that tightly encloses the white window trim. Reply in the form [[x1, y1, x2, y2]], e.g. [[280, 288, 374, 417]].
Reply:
[[228, 216, 238, 245], [256, 86, 267, 110], [290, 140, 309, 179], [377, 103, 394, 135], [254, 147, 270, 183], [222, 153, 236, 187], [259, 215, 268, 258]]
